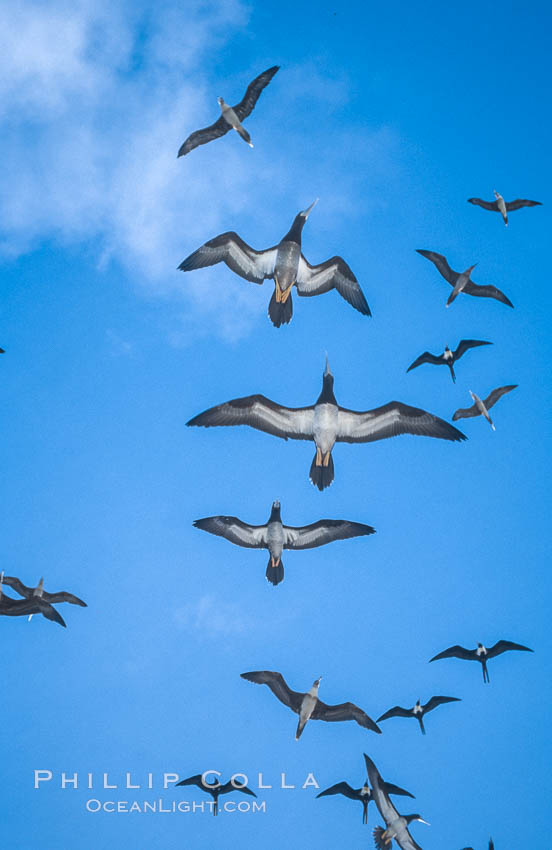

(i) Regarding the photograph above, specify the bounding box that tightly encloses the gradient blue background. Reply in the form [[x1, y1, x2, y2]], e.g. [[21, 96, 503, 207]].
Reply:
[[1, 1, 550, 848]]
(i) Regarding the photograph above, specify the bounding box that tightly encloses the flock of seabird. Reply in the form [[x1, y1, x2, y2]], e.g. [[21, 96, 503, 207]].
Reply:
[[3, 62, 540, 849]]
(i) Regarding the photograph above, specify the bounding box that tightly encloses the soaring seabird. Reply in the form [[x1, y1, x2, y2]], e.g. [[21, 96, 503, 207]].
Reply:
[[178, 199, 370, 327], [364, 754, 429, 850], [407, 340, 492, 384], [417, 250, 514, 308], [187, 357, 466, 491], [194, 500, 375, 586], [377, 696, 461, 735], [175, 773, 256, 816], [240, 671, 381, 739], [0, 572, 67, 627], [452, 385, 517, 430], [468, 190, 541, 226], [0, 575, 87, 608], [317, 770, 414, 825], [178, 66, 279, 156], [430, 640, 533, 683]]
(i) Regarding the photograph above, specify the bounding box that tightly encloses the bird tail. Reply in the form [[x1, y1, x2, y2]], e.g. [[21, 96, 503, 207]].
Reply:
[[362, 801, 368, 824], [418, 715, 426, 735], [265, 556, 284, 587], [446, 291, 458, 308], [236, 124, 253, 147], [268, 289, 293, 327], [449, 364, 456, 384], [309, 452, 334, 491], [295, 716, 307, 740], [483, 661, 490, 683], [373, 827, 387, 850]]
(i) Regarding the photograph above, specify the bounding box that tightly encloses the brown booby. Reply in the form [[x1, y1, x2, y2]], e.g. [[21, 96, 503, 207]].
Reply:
[[417, 250, 514, 308], [468, 190, 541, 226], [452, 385, 517, 430]]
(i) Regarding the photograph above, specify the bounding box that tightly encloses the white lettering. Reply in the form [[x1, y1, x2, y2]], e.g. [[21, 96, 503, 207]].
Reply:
[[302, 772, 319, 789], [280, 773, 295, 789], [34, 770, 52, 788], [61, 772, 78, 789]]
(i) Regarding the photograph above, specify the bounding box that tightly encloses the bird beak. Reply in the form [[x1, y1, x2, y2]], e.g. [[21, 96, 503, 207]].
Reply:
[[301, 198, 319, 218], [418, 819, 430, 826], [324, 354, 331, 377]]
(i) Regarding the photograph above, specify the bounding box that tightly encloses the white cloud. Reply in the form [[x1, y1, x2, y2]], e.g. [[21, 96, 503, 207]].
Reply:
[[174, 593, 255, 639]]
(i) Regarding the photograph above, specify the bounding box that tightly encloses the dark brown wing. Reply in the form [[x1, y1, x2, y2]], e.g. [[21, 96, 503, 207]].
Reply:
[[0, 576, 33, 597], [429, 644, 477, 662], [296, 255, 371, 316], [422, 696, 461, 713], [240, 670, 304, 713], [233, 66, 280, 121], [467, 197, 499, 211], [178, 115, 229, 157], [376, 705, 413, 722], [453, 340, 492, 360], [406, 351, 444, 372], [283, 519, 375, 550], [193, 516, 268, 549], [461, 279, 514, 307], [311, 699, 381, 733], [486, 640, 533, 658], [505, 198, 542, 211], [187, 394, 314, 440], [483, 385, 517, 410], [337, 401, 467, 443], [416, 249, 457, 283], [452, 402, 479, 421], [178, 232, 277, 284], [316, 781, 360, 800]]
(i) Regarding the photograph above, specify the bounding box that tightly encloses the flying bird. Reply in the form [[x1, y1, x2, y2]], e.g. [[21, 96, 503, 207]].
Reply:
[[187, 357, 466, 491], [194, 500, 375, 586], [417, 250, 514, 308], [0, 573, 67, 627], [0, 575, 87, 608], [0, 348, 4, 353], [452, 385, 517, 430], [178, 199, 370, 327], [468, 190, 541, 226], [407, 340, 492, 383], [175, 773, 256, 816], [317, 771, 414, 825], [462, 840, 494, 850], [178, 65, 279, 156], [430, 640, 533, 683], [240, 671, 381, 739], [377, 696, 461, 735], [364, 754, 429, 850]]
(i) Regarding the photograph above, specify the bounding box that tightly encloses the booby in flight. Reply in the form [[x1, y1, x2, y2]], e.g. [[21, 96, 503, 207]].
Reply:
[[240, 671, 381, 739], [0, 572, 67, 627], [468, 190, 541, 226], [417, 250, 514, 308], [178, 66, 279, 156], [179, 199, 370, 327], [430, 640, 533, 683], [452, 385, 517, 430], [194, 500, 375, 586], [187, 357, 466, 491], [364, 754, 429, 850], [407, 340, 492, 383], [377, 696, 461, 735], [317, 769, 414, 824], [175, 773, 256, 816]]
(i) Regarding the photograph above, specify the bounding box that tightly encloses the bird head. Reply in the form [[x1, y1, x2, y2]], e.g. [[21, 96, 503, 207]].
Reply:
[[300, 198, 319, 220], [493, 189, 500, 198], [407, 815, 430, 826], [272, 500, 281, 509], [312, 677, 322, 689], [217, 97, 226, 107]]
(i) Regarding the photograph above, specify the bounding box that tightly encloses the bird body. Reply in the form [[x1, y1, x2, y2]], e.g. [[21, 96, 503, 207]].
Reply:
[[179, 200, 370, 327], [178, 66, 279, 156], [430, 639, 533, 682], [377, 696, 461, 735], [468, 190, 541, 226], [194, 499, 375, 585], [240, 670, 381, 738], [417, 250, 513, 308], [364, 754, 428, 850], [175, 773, 256, 815], [452, 385, 517, 429], [187, 358, 466, 491], [407, 340, 492, 383]]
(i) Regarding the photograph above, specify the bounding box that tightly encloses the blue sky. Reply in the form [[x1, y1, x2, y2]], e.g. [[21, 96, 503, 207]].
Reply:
[[1, 1, 551, 848]]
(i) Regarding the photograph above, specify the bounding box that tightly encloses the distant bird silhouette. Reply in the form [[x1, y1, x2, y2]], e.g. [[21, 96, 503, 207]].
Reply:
[[179, 199, 370, 327], [0, 347, 4, 353], [377, 696, 461, 735], [417, 250, 514, 308], [468, 190, 541, 226], [430, 640, 533, 683], [178, 66, 279, 156], [240, 671, 381, 739], [407, 340, 492, 383], [194, 500, 375, 586], [317, 769, 414, 824], [452, 385, 517, 430], [175, 773, 256, 816], [461, 838, 494, 850], [187, 357, 466, 491], [364, 753, 429, 850]]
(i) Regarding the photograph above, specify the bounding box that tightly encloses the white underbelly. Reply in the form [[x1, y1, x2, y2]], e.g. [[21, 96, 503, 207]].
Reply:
[[313, 404, 338, 453]]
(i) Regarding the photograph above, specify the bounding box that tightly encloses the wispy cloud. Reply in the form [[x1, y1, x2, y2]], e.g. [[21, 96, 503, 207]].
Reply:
[[174, 594, 256, 639]]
